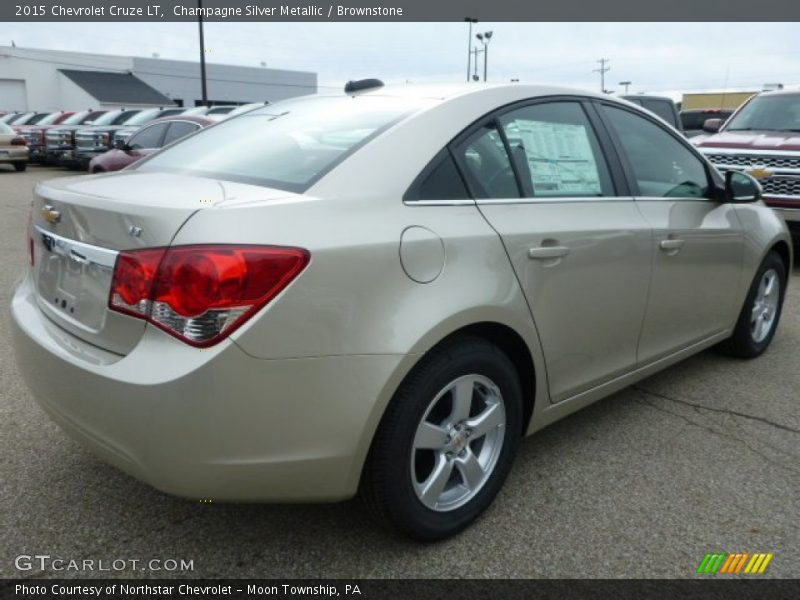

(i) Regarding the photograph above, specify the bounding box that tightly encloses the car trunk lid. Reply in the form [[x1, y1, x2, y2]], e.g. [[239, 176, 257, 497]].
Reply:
[[30, 171, 294, 354]]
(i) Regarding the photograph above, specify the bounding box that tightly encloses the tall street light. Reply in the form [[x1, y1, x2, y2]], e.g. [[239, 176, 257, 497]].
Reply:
[[198, 0, 208, 106], [465, 18, 478, 83], [619, 80, 632, 94], [476, 31, 493, 82]]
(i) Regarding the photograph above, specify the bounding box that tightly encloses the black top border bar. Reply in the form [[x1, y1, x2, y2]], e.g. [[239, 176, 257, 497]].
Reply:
[[4, 0, 800, 21]]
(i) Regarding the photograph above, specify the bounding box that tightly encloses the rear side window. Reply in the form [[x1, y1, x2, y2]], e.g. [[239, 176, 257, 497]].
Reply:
[[453, 123, 520, 199], [163, 121, 200, 145], [498, 102, 614, 198], [405, 149, 469, 201], [137, 96, 417, 193], [128, 123, 169, 150], [602, 105, 711, 199]]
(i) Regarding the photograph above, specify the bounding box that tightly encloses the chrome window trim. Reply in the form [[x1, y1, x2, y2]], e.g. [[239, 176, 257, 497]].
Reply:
[[34, 225, 119, 270], [632, 196, 717, 204]]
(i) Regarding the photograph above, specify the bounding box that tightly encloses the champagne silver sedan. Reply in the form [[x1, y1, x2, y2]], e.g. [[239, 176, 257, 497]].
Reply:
[[11, 83, 792, 540]]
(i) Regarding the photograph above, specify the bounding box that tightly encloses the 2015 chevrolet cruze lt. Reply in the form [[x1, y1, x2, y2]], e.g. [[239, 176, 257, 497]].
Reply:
[[11, 84, 792, 541]]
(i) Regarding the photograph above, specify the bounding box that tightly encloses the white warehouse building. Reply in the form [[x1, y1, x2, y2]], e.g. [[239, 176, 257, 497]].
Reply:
[[0, 46, 317, 111]]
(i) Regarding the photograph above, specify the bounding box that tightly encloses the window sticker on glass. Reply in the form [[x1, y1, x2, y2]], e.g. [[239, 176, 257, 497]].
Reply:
[[512, 120, 602, 196]]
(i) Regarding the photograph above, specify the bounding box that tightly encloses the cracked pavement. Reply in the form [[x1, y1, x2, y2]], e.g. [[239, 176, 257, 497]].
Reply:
[[1, 166, 798, 579]]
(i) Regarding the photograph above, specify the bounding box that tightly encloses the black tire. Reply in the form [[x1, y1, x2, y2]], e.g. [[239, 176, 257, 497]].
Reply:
[[13, 161, 27, 172], [361, 335, 523, 541], [719, 251, 787, 358]]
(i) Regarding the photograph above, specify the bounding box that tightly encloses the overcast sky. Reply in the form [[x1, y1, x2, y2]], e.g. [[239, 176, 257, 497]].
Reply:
[[2, 22, 799, 96]]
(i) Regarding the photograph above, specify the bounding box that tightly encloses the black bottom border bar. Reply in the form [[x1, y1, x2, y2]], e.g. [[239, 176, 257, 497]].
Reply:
[[3, 579, 800, 600]]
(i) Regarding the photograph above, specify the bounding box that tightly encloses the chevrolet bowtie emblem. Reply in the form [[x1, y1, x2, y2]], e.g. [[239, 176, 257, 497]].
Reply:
[[745, 167, 773, 180], [41, 205, 61, 224]]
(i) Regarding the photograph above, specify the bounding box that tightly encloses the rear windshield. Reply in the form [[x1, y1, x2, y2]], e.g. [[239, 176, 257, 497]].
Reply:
[[36, 112, 66, 125], [0, 122, 12, 134], [123, 108, 183, 126], [137, 95, 418, 192], [726, 95, 800, 132], [90, 110, 140, 126]]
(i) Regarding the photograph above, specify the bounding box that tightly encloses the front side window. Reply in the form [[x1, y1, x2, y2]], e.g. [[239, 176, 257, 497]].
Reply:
[[453, 124, 519, 199], [127, 123, 168, 150], [498, 102, 614, 198], [138, 96, 420, 192], [602, 105, 711, 199]]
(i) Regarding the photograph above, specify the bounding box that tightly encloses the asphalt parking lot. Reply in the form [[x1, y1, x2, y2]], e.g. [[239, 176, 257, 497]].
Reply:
[[1, 164, 798, 579]]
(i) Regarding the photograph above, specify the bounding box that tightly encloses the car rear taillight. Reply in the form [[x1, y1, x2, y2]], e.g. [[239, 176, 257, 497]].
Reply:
[[109, 245, 310, 347], [11, 137, 26, 146]]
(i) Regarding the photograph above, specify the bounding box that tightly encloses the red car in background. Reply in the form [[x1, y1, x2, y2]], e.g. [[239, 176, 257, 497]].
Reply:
[[89, 115, 213, 173], [695, 89, 800, 248]]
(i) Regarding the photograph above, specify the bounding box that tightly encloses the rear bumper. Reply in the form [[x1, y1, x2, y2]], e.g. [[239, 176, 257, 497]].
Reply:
[[10, 274, 403, 502]]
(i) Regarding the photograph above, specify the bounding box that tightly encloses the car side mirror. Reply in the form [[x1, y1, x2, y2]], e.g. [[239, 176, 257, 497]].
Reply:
[[702, 118, 723, 133], [113, 138, 129, 151], [724, 170, 762, 203]]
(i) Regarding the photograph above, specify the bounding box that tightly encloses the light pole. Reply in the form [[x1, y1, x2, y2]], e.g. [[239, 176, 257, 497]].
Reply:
[[476, 31, 493, 82], [472, 47, 483, 81], [197, 0, 208, 106], [619, 80, 631, 94], [465, 18, 478, 83]]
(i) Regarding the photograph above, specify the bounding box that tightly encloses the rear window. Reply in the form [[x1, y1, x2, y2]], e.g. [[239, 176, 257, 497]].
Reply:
[[640, 100, 677, 127], [0, 122, 12, 134], [137, 96, 418, 192]]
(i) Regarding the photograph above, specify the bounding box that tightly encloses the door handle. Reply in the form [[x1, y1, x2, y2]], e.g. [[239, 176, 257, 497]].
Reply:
[[528, 246, 570, 259], [659, 239, 685, 252]]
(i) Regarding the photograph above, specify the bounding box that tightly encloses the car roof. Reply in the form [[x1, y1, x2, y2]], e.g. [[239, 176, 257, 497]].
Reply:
[[328, 83, 615, 102], [757, 88, 800, 98]]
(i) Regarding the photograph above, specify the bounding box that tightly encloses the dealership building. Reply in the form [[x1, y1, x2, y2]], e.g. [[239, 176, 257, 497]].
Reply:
[[0, 45, 317, 111]]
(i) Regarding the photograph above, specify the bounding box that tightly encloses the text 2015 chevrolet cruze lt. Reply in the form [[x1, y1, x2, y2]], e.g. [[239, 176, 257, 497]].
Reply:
[[11, 84, 792, 540]]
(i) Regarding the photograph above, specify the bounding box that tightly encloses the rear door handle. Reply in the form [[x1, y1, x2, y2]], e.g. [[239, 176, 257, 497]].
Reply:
[[528, 246, 570, 259], [659, 239, 685, 252]]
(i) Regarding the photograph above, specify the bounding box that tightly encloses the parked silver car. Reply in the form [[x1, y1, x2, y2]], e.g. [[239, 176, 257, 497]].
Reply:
[[11, 84, 792, 541]]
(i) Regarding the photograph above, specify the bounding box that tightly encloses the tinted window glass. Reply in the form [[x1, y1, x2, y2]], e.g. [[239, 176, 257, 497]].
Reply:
[[406, 150, 469, 201], [163, 121, 200, 145], [454, 124, 519, 199], [725, 95, 800, 131], [498, 102, 613, 198], [602, 105, 710, 199], [138, 96, 419, 192], [640, 99, 677, 127], [127, 123, 168, 150]]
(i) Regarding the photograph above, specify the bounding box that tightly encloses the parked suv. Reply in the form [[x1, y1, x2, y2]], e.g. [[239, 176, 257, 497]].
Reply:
[[695, 89, 800, 246], [69, 109, 144, 169], [622, 95, 682, 132], [16, 111, 76, 162], [40, 110, 106, 165]]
